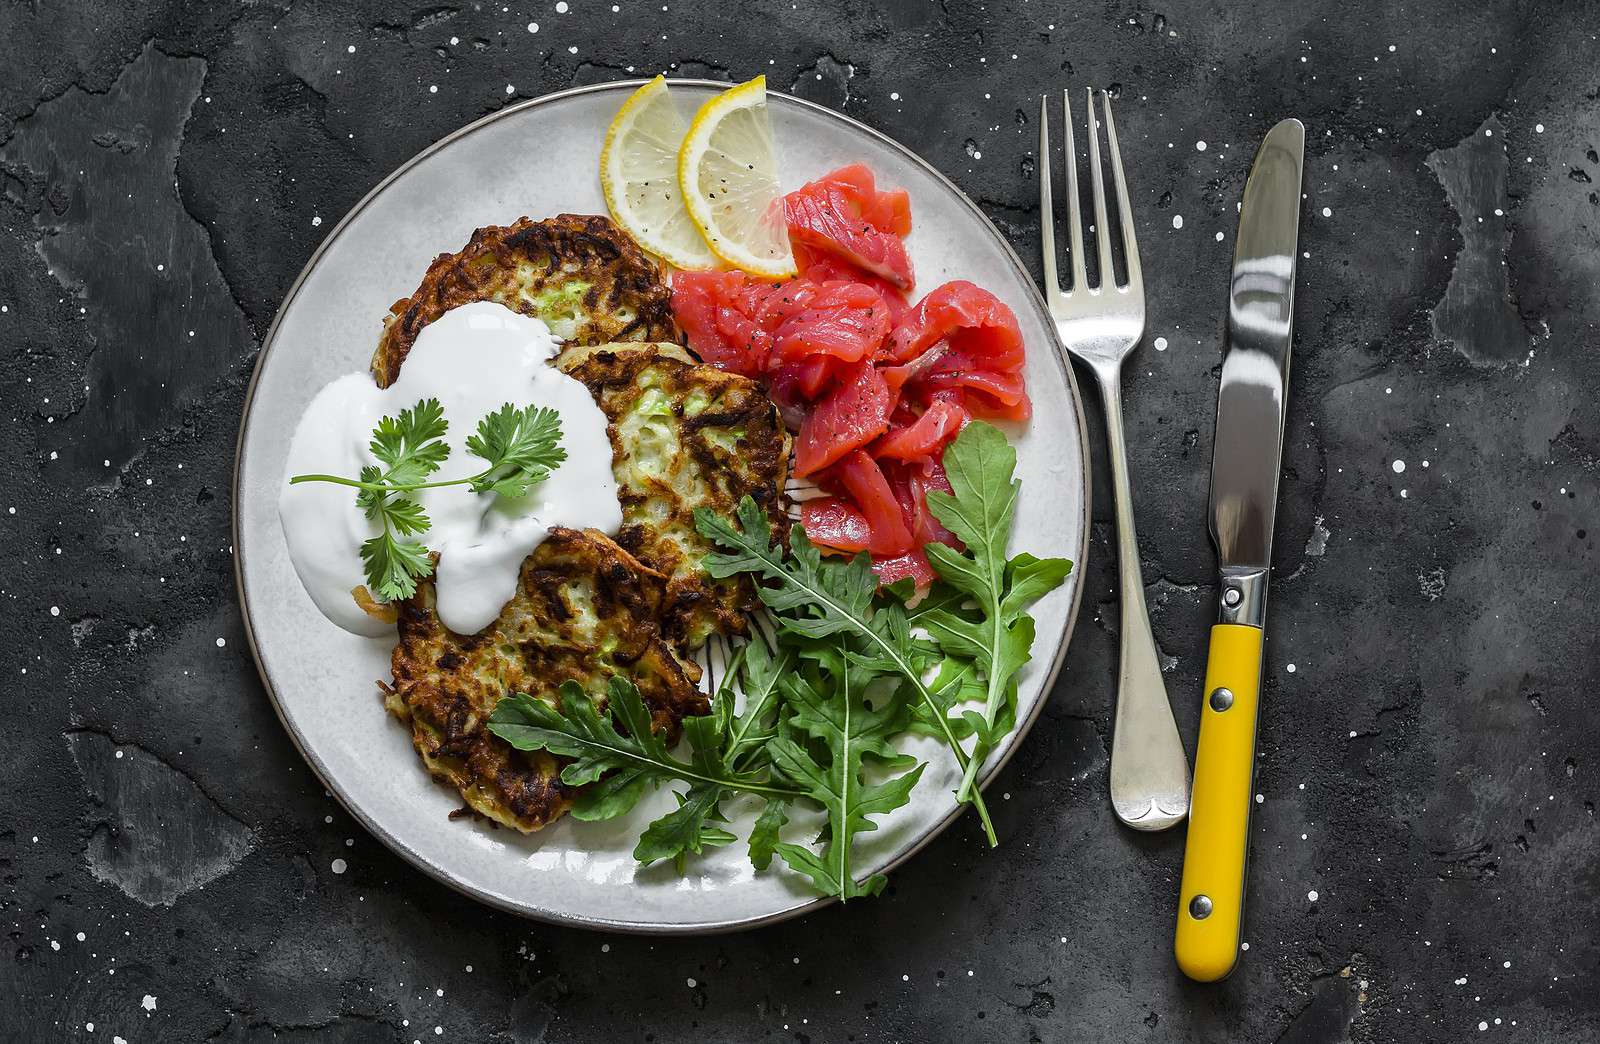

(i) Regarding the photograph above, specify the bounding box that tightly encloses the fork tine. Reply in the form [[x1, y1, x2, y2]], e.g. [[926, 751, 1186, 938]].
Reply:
[[1038, 95, 1059, 294], [1061, 90, 1086, 292], [1084, 87, 1114, 289], [1100, 90, 1142, 294]]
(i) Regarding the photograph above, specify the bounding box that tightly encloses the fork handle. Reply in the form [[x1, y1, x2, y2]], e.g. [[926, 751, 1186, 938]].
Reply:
[[1095, 367, 1191, 833]]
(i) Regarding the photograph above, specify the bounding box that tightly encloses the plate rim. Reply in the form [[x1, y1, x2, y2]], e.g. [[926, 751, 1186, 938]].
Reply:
[[231, 77, 1093, 934]]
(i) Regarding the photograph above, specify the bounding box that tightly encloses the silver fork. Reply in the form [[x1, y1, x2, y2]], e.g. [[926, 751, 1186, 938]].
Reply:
[[1040, 88, 1190, 832]]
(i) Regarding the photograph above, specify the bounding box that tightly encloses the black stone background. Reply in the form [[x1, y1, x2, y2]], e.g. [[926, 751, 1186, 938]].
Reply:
[[1, 1, 1597, 1041]]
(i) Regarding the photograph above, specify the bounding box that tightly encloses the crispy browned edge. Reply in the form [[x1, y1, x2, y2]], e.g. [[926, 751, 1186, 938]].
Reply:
[[370, 213, 678, 387], [386, 527, 707, 832]]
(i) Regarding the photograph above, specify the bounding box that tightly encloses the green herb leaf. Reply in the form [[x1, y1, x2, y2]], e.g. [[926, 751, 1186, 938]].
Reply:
[[920, 421, 1073, 801], [633, 785, 736, 868], [488, 677, 664, 820], [767, 652, 924, 899], [379, 495, 431, 536], [291, 398, 565, 605], [370, 398, 451, 487], [908, 656, 983, 740], [358, 531, 433, 603], [695, 497, 997, 845], [464, 403, 566, 498], [747, 795, 789, 871], [487, 677, 804, 859], [722, 636, 788, 770]]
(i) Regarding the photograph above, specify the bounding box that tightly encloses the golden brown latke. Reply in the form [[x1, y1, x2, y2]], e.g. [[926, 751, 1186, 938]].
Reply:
[[384, 528, 707, 833], [557, 341, 790, 649], [369, 214, 676, 387]]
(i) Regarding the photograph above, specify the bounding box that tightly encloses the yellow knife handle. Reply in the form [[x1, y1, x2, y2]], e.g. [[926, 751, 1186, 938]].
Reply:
[[1174, 622, 1264, 981]]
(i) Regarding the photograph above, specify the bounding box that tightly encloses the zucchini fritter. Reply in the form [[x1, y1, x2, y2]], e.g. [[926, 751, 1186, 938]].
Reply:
[[557, 341, 790, 649], [373, 216, 789, 833], [386, 528, 706, 833], [370, 214, 676, 386]]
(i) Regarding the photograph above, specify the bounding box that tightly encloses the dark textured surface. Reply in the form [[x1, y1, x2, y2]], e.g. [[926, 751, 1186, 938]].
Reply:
[[2, 2, 1597, 1041]]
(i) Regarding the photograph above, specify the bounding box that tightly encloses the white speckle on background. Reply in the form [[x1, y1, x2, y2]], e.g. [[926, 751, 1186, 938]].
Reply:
[[1536, 123, 1545, 133], [1196, 140, 1207, 151], [347, 44, 355, 53], [1287, 663, 1297, 673], [331, 858, 348, 874], [528, 21, 540, 31], [1172, 214, 1184, 229], [1392, 459, 1406, 474], [142, 995, 157, 1012], [50, 606, 60, 617], [1321, 206, 1332, 217], [506, 84, 515, 95], [1308, 889, 1319, 902], [312, 215, 322, 227], [556, 0, 568, 10], [1215, 231, 1225, 241], [686, 977, 697, 987], [1154, 336, 1168, 351]]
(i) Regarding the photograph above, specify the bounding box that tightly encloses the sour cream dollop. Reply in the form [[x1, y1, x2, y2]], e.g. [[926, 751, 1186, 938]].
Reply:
[[278, 302, 621, 636]]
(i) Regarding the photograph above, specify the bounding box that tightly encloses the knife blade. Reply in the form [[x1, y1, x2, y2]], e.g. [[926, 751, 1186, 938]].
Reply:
[[1174, 117, 1305, 983]]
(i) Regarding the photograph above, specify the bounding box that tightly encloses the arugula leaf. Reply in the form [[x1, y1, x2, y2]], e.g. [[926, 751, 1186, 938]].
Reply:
[[464, 403, 566, 499], [487, 677, 803, 865], [767, 652, 924, 899], [907, 656, 983, 740], [695, 498, 998, 845], [919, 421, 1073, 802], [634, 786, 736, 869], [722, 636, 789, 769], [696, 499, 877, 641], [747, 793, 789, 872], [635, 715, 741, 868]]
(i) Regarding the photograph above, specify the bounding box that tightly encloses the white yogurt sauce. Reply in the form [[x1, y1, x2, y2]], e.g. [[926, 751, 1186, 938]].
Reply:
[[278, 302, 621, 636]]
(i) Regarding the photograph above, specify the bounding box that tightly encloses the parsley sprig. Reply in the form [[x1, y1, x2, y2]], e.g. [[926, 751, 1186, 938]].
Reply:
[[289, 398, 565, 602]]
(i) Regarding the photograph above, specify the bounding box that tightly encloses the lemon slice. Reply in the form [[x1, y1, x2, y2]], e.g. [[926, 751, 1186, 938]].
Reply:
[[600, 76, 719, 269], [678, 76, 796, 278]]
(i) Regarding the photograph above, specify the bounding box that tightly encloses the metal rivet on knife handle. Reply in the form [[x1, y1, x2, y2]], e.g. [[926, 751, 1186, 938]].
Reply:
[[1209, 687, 1234, 712], [1189, 895, 1214, 920], [1223, 586, 1242, 607]]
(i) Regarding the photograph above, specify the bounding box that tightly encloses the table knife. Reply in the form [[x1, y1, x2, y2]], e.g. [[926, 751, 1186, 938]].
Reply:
[[1174, 117, 1305, 982]]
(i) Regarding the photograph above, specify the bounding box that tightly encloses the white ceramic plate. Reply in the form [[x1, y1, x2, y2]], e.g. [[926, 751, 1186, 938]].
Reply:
[[233, 80, 1090, 933]]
